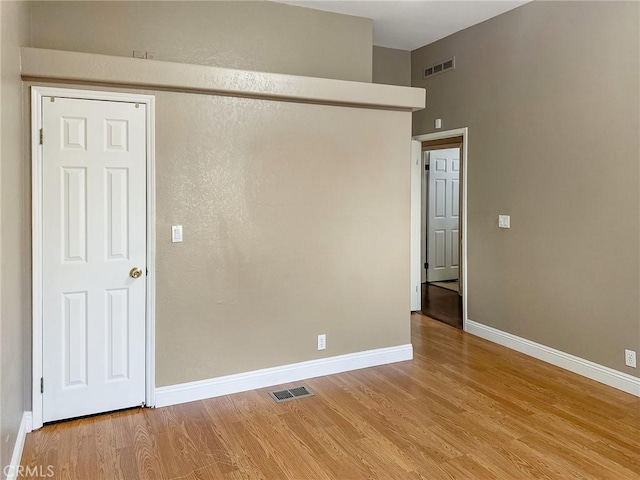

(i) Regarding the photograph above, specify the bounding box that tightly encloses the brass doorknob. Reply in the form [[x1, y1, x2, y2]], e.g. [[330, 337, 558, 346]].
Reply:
[[129, 267, 143, 279]]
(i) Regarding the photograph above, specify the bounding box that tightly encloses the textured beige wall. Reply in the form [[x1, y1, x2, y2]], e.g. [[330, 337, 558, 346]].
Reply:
[[22, 79, 413, 387], [30, 1, 373, 82], [412, 1, 640, 374], [1, 0, 31, 470], [154, 92, 411, 385], [373, 46, 411, 87], [20, 0, 410, 402], [19, 63, 417, 390]]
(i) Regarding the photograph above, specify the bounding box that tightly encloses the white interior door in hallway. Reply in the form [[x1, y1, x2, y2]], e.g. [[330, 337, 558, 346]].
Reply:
[[41, 96, 147, 422], [427, 148, 460, 282]]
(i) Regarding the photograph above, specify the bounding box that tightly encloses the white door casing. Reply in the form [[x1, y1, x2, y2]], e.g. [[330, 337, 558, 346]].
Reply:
[[41, 95, 147, 422], [427, 148, 460, 282], [410, 140, 422, 311], [421, 150, 428, 283], [412, 128, 468, 329]]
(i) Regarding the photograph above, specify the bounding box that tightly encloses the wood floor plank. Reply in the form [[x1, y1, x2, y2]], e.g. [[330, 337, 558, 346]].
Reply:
[[21, 313, 640, 479], [441, 454, 506, 480], [520, 430, 637, 480]]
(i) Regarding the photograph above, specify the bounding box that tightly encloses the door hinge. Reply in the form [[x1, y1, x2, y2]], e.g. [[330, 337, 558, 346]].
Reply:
[[39, 129, 43, 145], [425, 262, 428, 269], [425, 164, 429, 171], [40, 377, 44, 394]]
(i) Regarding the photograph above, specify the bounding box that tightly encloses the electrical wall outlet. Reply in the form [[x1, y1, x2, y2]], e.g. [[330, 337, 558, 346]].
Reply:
[[625, 349, 636, 368], [317, 334, 326, 351]]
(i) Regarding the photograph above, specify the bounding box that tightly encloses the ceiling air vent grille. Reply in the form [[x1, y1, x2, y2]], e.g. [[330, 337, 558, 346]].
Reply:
[[423, 57, 455, 79], [269, 386, 314, 403]]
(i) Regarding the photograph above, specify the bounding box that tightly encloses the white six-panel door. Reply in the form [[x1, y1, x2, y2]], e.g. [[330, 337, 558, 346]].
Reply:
[[42, 97, 147, 422], [427, 148, 460, 282]]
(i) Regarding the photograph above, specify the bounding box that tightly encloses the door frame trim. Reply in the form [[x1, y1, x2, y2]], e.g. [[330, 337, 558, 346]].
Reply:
[[31, 86, 156, 429], [412, 128, 468, 330]]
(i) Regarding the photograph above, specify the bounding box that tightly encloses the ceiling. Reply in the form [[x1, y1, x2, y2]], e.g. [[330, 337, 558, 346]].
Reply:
[[274, 1, 529, 51]]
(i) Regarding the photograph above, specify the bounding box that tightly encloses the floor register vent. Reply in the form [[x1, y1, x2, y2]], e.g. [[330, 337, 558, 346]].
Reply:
[[269, 386, 314, 403]]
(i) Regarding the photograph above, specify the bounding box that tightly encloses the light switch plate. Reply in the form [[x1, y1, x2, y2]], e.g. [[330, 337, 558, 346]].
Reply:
[[171, 225, 183, 243], [498, 215, 510, 229]]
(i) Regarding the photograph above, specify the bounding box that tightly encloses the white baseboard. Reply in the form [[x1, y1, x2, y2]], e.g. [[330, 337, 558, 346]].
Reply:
[[155, 344, 413, 408], [5, 412, 32, 480], [465, 319, 640, 397]]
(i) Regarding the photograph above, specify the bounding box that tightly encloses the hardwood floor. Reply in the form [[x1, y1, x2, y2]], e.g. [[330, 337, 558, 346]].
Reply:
[[421, 283, 463, 329], [22, 314, 640, 479]]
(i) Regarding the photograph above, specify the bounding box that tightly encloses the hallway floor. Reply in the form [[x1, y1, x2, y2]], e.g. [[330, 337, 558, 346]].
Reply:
[[421, 282, 463, 329]]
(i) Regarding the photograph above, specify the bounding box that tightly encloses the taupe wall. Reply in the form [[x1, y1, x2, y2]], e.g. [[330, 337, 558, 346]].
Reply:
[[24, 2, 411, 388], [373, 46, 411, 87], [0, 1, 31, 472], [30, 1, 373, 82], [412, 1, 640, 374], [154, 93, 411, 385], [19, 81, 413, 388]]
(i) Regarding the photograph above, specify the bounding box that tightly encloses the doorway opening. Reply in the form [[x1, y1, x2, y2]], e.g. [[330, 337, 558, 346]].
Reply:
[[421, 138, 462, 328], [411, 129, 467, 330]]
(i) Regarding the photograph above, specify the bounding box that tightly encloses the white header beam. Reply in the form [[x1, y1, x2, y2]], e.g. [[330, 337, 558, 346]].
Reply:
[[21, 48, 425, 112]]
